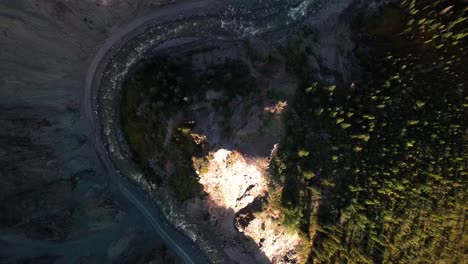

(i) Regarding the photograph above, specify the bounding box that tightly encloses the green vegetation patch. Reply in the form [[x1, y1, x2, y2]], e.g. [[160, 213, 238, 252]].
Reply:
[[121, 57, 202, 200], [121, 55, 257, 201]]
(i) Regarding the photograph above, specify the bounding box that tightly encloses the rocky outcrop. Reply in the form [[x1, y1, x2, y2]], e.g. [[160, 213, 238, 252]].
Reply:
[[199, 150, 268, 212], [189, 148, 302, 263]]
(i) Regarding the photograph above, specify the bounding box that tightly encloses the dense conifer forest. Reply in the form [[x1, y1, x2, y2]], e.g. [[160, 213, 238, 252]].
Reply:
[[271, 1, 467, 262], [121, 1, 466, 262]]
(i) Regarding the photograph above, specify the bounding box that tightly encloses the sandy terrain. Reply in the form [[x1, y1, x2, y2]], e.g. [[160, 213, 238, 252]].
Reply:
[[0, 0, 187, 262]]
